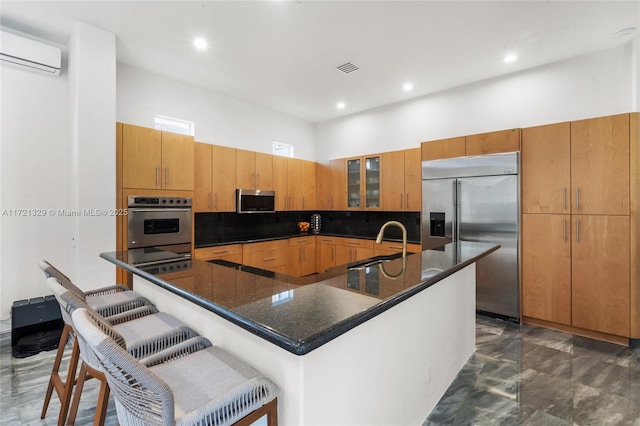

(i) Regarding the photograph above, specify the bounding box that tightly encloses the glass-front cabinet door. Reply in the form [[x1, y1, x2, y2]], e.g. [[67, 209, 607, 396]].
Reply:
[[347, 159, 361, 208], [364, 156, 380, 208]]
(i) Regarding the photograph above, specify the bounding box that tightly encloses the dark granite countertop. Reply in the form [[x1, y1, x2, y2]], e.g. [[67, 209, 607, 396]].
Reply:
[[194, 231, 421, 248], [101, 241, 498, 355]]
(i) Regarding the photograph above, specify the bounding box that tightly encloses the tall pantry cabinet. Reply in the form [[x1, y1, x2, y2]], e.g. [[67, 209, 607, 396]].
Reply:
[[522, 113, 637, 342]]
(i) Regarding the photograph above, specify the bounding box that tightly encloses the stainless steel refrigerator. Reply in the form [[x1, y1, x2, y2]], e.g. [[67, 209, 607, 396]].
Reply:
[[422, 152, 520, 320]]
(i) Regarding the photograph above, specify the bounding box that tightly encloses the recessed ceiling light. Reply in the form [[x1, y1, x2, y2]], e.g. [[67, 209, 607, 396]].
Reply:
[[503, 54, 518, 64], [613, 27, 636, 39], [403, 83, 413, 92], [193, 37, 208, 51], [336, 102, 346, 110]]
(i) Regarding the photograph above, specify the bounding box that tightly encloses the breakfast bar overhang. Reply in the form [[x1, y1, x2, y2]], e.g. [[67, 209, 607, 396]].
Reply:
[[102, 241, 498, 425]]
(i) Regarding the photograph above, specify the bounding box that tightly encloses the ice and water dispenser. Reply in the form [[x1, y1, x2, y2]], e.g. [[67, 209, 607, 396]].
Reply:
[[429, 212, 445, 237]]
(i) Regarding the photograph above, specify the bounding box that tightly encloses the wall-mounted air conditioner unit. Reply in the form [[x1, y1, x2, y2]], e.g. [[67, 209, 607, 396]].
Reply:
[[1, 30, 61, 77]]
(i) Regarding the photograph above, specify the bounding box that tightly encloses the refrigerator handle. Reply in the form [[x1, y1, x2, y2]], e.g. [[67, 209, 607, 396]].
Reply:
[[455, 180, 461, 242]]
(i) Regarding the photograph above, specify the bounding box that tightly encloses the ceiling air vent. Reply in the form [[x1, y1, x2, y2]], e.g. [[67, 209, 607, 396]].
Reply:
[[336, 62, 360, 74]]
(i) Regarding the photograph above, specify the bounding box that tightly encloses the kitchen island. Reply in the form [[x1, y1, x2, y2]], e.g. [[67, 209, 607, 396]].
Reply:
[[102, 241, 498, 425]]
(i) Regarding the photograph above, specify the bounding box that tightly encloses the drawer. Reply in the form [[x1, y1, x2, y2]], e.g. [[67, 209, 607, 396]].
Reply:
[[318, 236, 337, 245], [243, 239, 288, 255], [245, 247, 288, 270], [338, 237, 374, 249], [195, 244, 243, 260], [289, 236, 315, 246]]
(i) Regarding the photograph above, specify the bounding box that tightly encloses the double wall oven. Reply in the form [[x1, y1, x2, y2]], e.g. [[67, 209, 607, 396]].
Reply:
[[127, 196, 192, 268]]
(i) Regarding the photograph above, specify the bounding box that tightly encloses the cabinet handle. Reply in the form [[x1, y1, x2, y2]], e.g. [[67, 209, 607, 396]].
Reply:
[[299, 248, 302, 262], [164, 167, 168, 187], [257, 173, 260, 188], [331, 246, 335, 261], [252, 173, 255, 188], [400, 194, 403, 209], [576, 219, 580, 243], [575, 188, 580, 211], [212, 249, 229, 254], [156, 166, 160, 187], [209, 193, 212, 210], [389, 245, 403, 249], [563, 188, 567, 211], [263, 257, 277, 261], [563, 218, 566, 241], [214, 193, 218, 210], [406, 193, 409, 209], [303, 247, 306, 261]]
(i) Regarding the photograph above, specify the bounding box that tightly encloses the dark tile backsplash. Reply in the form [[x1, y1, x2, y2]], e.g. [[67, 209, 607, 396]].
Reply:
[[195, 211, 421, 247]]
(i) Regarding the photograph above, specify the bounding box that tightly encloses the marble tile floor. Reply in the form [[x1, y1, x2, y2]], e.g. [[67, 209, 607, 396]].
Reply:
[[425, 316, 640, 426], [1, 316, 638, 425]]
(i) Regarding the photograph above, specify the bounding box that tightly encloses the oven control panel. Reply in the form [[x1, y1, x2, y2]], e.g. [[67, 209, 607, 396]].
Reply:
[[128, 196, 192, 207]]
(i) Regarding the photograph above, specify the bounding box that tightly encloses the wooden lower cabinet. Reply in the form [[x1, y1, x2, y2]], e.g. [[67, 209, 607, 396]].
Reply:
[[522, 213, 630, 338], [317, 236, 337, 273], [335, 238, 374, 265], [287, 236, 316, 277], [522, 214, 572, 325], [242, 240, 287, 273], [373, 241, 422, 257], [194, 244, 243, 264], [571, 215, 630, 337]]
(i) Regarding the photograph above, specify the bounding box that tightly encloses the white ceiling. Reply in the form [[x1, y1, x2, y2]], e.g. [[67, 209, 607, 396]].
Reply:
[[1, 1, 638, 123]]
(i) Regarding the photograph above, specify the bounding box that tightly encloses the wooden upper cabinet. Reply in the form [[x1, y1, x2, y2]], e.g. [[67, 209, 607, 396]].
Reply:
[[571, 114, 630, 215], [236, 150, 273, 190], [301, 159, 316, 211], [316, 162, 332, 210], [465, 129, 520, 156], [330, 158, 347, 210], [404, 148, 422, 211], [522, 123, 571, 214], [272, 155, 288, 210], [194, 142, 212, 212], [522, 213, 572, 325], [122, 124, 162, 189], [161, 132, 194, 190], [380, 148, 421, 211], [381, 150, 405, 211], [287, 158, 303, 210], [122, 124, 193, 190], [255, 152, 273, 190], [572, 215, 630, 337], [421, 136, 465, 161], [194, 143, 236, 212], [211, 145, 236, 212]]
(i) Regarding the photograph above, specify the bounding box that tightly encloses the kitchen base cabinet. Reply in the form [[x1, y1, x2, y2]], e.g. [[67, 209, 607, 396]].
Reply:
[[242, 240, 287, 273], [335, 238, 374, 265], [522, 214, 571, 325], [194, 244, 243, 264], [571, 215, 630, 337], [287, 236, 316, 277], [373, 242, 422, 257], [317, 236, 337, 273]]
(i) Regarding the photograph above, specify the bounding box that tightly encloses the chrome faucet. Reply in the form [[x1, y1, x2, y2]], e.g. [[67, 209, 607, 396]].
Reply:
[[376, 221, 407, 258]]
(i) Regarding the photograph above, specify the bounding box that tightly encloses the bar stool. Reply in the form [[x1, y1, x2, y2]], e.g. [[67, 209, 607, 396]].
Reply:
[[72, 307, 279, 426], [38, 259, 155, 425], [47, 276, 203, 426]]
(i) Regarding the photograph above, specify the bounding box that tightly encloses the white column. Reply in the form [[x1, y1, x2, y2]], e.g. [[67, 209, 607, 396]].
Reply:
[[67, 22, 117, 288]]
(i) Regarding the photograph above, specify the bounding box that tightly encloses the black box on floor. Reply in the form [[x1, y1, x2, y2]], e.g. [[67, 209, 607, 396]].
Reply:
[[11, 295, 63, 358]]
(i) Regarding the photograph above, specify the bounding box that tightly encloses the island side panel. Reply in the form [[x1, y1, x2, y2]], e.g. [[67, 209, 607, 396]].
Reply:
[[301, 264, 476, 425], [132, 276, 304, 425]]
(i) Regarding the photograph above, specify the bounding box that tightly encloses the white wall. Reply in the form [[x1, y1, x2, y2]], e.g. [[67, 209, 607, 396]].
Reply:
[[116, 64, 316, 161], [1, 54, 72, 318], [315, 42, 638, 162]]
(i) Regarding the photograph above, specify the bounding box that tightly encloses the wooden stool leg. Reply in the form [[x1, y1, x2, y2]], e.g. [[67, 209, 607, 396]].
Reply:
[[56, 336, 81, 426], [93, 370, 110, 426], [66, 361, 89, 426], [41, 324, 72, 419]]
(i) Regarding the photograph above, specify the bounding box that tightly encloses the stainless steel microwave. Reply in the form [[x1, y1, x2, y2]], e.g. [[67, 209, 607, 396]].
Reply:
[[236, 189, 276, 213]]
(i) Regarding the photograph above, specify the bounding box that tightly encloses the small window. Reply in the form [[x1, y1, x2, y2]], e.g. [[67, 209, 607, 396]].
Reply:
[[154, 115, 194, 136], [273, 142, 294, 158]]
